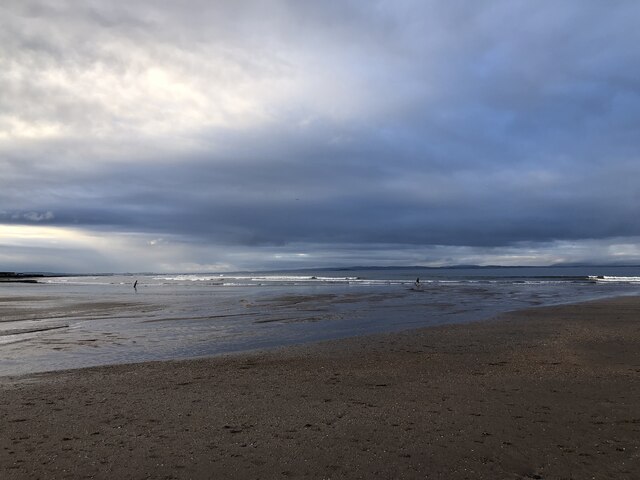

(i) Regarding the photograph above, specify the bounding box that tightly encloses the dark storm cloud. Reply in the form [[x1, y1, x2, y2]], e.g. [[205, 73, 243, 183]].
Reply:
[[2, 0, 640, 270], [5, 127, 639, 248]]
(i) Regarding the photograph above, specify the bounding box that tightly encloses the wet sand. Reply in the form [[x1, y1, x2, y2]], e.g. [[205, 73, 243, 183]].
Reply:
[[1, 296, 639, 479]]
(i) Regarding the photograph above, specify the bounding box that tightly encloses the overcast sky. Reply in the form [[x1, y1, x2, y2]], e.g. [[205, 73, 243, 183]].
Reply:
[[1, 0, 640, 273]]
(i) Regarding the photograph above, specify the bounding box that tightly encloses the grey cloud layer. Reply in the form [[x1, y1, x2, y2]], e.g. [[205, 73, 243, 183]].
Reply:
[[2, 1, 640, 268]]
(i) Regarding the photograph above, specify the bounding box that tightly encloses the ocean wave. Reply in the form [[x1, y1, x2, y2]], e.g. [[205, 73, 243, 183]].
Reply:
[[43, 279, 112, 285], [153, 275, 224, 282], [249, 275, 360, 282], [588, 275, 640, 284], [154, 274, 361, 283]]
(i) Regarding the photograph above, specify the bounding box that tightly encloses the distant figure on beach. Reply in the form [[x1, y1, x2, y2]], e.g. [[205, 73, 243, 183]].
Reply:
[[415, 277, 420, 286], [413, 277, 422, 290], [133, 280, 138, 291]]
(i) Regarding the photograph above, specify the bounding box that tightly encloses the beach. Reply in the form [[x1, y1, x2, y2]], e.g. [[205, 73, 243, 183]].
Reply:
[[1, 296, 639, 479]]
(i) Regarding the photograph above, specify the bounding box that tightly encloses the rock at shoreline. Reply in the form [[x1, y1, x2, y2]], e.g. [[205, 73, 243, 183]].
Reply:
[[0, 272, 43, 283]]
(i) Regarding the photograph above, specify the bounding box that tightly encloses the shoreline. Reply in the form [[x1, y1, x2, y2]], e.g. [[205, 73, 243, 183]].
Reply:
[[2, 296, 639, 478], [1, 292, 634, 381], [1, 290, 635, 379]]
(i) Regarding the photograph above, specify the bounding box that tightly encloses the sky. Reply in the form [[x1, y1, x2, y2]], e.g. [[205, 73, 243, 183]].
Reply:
[[1, 0, 640, 273]]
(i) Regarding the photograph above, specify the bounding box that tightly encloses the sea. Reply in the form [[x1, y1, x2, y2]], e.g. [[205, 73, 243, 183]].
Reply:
[[1, 266, 639, 376]]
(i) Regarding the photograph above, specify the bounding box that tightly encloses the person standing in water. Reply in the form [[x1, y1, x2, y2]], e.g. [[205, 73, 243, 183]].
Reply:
[[133, 280, 138, 291]]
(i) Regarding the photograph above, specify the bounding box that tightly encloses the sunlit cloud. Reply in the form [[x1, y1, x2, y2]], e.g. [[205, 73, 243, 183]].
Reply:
[[0, 225, 127, 253]]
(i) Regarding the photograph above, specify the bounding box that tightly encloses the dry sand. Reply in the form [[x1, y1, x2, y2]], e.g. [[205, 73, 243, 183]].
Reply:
[[1, 296, 639, 479]]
